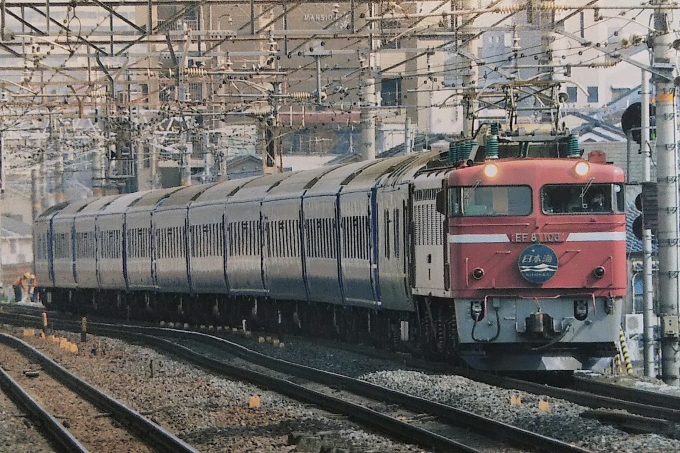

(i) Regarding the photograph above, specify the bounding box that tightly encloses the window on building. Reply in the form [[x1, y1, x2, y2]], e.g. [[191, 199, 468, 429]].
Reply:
[[380, 20, 401, 49], [611, 87, 628, 104], [566, 87, 577, 103], [381, 78, 402, 107], [587, 86, 599, 103], [188, 83, 202, 103]]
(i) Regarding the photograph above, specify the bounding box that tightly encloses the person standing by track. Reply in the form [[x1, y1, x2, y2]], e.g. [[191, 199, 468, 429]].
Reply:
[[12, 273, 28, 303]]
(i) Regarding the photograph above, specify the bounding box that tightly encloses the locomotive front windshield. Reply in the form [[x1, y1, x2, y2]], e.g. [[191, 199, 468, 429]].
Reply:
[[541, 183, 624, 214], [448, 185, 532, 217]]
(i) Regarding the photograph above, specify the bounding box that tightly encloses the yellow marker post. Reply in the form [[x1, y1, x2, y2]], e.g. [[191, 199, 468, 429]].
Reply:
[[41, 312, 48, 336], [248, 395, 261, 409]]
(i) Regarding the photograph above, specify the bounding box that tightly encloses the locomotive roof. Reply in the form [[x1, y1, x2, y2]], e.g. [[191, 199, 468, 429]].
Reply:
[[97, 191, 151, 215], [447, 157, 625, 185], [191, 177, 255, 204], [155, 183, 218, 211], [263, 165, 340, 200], [228, 171, 293, 201], [126, 187, 183, 212], [302, 159, 380, 196]]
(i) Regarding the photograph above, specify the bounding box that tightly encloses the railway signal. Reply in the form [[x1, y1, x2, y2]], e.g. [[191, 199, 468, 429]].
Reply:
[[633, 182, 658, 240]]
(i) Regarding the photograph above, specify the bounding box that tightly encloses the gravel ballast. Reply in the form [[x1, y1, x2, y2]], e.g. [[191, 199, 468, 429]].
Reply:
[[0, 325, 428, 453], [4, 318, 680, 453], [216, 330, 680, 453]]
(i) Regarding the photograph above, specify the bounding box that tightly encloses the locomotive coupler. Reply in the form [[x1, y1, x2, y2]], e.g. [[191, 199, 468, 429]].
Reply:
[[525, 311, 555, 338]]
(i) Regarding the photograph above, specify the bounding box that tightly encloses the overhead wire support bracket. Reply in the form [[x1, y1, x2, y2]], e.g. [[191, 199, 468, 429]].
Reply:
[[556, 28, 673, 82]]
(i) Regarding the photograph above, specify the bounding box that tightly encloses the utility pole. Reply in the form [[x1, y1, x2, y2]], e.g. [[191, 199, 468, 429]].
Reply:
[[641, 69, 656, 378], [404, 117, 412, 154], [180, 135, 192, 187], [31, 168, 40, 222], [262, 82, 282, 174], [461, 0, 479, 137], [358, 1, 376, 161], [652, 0, 680, 385]]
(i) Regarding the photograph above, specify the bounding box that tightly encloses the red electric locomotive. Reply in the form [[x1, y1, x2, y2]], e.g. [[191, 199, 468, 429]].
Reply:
[[438, 134, 626, 371]]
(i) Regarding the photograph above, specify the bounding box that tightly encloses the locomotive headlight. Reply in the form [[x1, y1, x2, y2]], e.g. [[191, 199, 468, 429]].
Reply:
[[483, 162, 499, 178], [592, 266, 605, 279], [574, 161, 590, 176], [472, 268, 484, 280]]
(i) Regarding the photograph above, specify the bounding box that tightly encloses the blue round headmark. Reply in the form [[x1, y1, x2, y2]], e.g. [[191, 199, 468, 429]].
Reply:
[[518, 244, 558, 284]]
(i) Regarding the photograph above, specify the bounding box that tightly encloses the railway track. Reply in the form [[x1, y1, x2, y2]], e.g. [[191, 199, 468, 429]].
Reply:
[[0, 309, 593, 453], [456, 368, 680, 424], [0, 332, 200, 453]]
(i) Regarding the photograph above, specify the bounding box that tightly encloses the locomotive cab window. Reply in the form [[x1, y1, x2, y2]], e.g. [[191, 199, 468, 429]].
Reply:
[[541, 183, 623, 214], [448, 185, 532, 217]]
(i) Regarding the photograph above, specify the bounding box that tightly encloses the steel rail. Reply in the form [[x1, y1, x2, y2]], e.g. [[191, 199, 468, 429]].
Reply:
[[92, 326, 484, 453], [10, 309, 680, 424], [0, 364, 89, 453], [0, 312, 485, 452], [0, 333, 201, 453], [456, 368, 680, 423], [570, 375, 680, 412], [91, 322, 593, 453]]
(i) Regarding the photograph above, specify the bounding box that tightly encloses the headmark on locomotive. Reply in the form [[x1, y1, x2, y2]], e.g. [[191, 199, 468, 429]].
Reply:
[[33, 128, 626, 372]]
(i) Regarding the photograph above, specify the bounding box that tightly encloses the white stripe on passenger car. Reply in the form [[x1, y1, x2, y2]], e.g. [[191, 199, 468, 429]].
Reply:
[[448, 234, 510, 243]]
